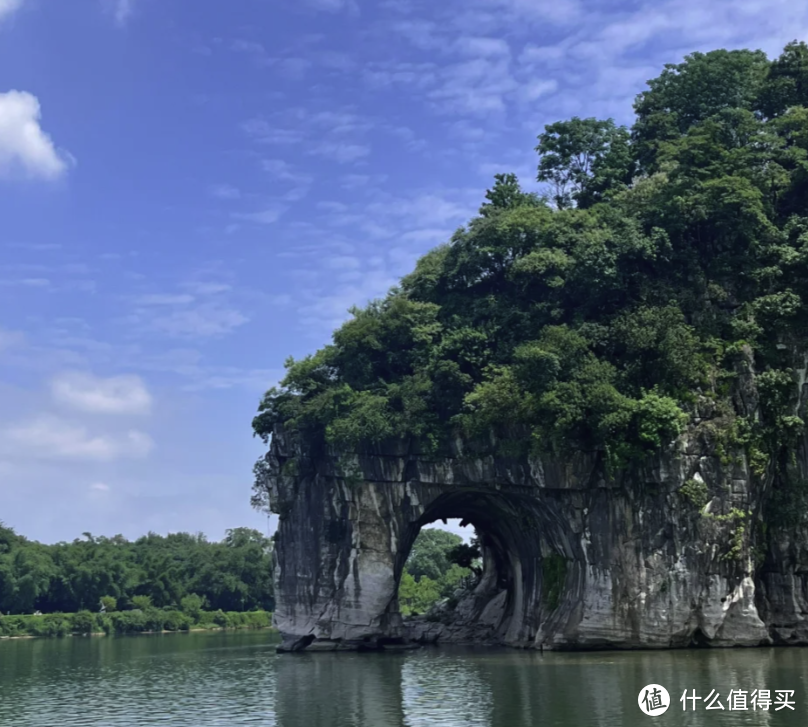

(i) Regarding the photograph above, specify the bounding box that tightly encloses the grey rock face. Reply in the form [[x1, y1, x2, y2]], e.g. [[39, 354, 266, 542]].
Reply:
[[262, 413, 808, 652]]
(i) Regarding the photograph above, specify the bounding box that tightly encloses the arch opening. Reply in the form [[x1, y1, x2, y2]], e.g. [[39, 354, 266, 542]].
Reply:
[[396, 521, 480, 619], [390, 489, 577, 648]]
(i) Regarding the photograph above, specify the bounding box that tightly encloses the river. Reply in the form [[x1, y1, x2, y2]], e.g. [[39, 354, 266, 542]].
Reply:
[[1, 631, 807, 725]]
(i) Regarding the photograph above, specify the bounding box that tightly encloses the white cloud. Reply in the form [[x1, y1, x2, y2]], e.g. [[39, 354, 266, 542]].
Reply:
[[112, 0, 135, 27], [397, 227, 453, 245], [0, 91, 71, 180], [209, 184, 241, 200], [340, 173, 388, 189], [241, 119, 305, 145], [0, 416, 153, 461], [5, 241, 62, 251], [232, 208, 285, 224], [306, 0, 357, 12], [148, 304, 249, 338], [124, 276, 249, 339], [262, 159, 312, 184], [89, 482, 110, 491], [391, 19, 440, 50], [517, 79, 559, 102], [243, 108, 377, 168], [181, 281, 231, 295], [0, 0, 23, 22], [136, 293, 195, 305], [298, 269, 399, 333], [317, 200, 350, 213], [483, 0, 582, 25], [0, 327, 24, 351], [179, 366, 285, 392], [308, 141, 371, 163], [363, 61, 438, 91], [51, 371, 152, 415], [366, 193, 471, 228], [453, 36, 511, 57], [230, 39, 268, 56], [323, 255, 361, 270], [431, 57, 519, 115]]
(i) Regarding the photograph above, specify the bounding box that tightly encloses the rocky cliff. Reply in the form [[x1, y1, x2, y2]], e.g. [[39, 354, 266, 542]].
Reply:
[[261, 358, 808, 652]]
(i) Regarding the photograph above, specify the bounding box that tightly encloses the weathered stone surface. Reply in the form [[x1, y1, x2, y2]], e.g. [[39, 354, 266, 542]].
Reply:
[[262, 370, 808, 652]]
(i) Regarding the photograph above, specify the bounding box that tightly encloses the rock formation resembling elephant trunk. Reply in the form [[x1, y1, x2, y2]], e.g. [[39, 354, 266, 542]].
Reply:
[[262, 423, 789, 653]]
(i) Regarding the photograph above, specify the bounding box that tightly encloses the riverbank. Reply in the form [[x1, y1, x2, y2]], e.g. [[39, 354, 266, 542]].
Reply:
[[0, 609, 274, 639]]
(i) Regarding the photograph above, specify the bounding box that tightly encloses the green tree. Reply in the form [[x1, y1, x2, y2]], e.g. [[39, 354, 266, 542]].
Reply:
[[633, 48, 770, 170], [131, 594, 152, 611], [398, 572, 442, 616], [536, 117, 634, 208], [758, 41, 808, 118], [100, 596, 117, 612], [479, 173, 545, 216], [180, 593, 205, 619], [405, 528, 463, 582]]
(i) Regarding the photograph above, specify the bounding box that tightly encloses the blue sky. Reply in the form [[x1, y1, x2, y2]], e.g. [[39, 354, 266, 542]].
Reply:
[[0, 0, 805, 544]]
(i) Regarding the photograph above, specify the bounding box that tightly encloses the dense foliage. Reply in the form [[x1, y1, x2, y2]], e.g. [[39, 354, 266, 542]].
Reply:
[[253, 41, 808, 506], [398, 528, 479, 616], [0, 523, 274, 616]]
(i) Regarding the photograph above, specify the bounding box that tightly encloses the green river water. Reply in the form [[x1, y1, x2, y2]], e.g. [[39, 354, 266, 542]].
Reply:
[[1, 631, 807, 726]]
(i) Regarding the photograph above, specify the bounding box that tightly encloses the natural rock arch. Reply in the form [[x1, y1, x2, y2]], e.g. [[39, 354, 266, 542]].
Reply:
[[259, 423, 801, 653], [396, 489, 584, 648]]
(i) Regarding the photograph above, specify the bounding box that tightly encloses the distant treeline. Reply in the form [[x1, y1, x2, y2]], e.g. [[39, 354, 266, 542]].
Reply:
[[0, 523, 274, 615], [0, 608, 272, 639]]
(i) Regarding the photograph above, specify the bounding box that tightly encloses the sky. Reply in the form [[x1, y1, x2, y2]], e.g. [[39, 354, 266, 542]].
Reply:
[[0, 0, 806, 545]]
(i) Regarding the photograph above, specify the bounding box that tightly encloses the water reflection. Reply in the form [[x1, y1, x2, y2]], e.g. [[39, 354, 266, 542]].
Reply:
[[1, 633, 807, 726], [402, 649, 493, 726], [274, 652, 406, 727]]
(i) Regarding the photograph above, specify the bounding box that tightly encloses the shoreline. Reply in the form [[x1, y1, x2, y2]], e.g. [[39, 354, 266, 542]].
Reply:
[[0, 625, 278, 641]]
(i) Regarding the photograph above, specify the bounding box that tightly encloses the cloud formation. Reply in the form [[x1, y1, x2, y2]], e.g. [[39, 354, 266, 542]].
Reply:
[[0, 0, 23, 22], [112, 0, 135, 27], [232, 208, 284, 225], [209, 184, 241, 200], [0, 91, 71, 180], [147, 303, 249, 338], [51, 371, 152, 415], [0, 416, 153, 461], [306, 0, 355, 11]]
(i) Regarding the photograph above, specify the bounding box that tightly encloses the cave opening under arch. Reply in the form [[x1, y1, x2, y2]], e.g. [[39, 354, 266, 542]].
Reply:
[[388, 489, 576, 648]]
